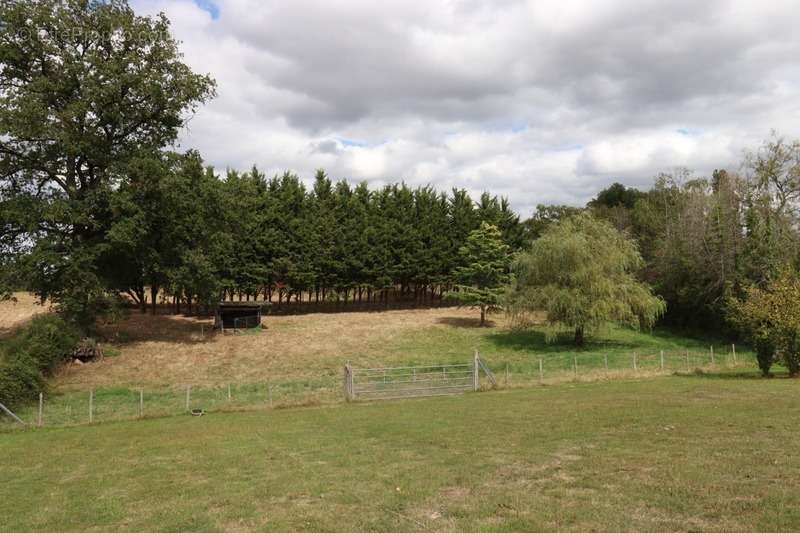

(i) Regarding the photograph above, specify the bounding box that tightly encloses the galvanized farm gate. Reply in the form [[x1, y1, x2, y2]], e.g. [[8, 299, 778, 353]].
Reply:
[[343, 351, 496, 401]]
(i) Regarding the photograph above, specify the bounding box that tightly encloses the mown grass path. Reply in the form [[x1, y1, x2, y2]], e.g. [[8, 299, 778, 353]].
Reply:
[[1, 375, 798, 531]]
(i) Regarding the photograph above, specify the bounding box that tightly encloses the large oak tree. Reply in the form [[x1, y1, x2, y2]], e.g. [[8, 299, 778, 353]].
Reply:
[[0, 0, 215, 327]]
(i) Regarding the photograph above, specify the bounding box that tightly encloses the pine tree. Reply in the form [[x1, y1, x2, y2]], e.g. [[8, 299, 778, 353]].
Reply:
[[448, 223, 511, 326]]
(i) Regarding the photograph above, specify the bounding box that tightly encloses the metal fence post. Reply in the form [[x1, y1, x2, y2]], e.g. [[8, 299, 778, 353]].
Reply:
[[473, 350, 479, 391], [710, 345, 715, 365], [604, 354, 608, 377], [732, 343, 737, 364]]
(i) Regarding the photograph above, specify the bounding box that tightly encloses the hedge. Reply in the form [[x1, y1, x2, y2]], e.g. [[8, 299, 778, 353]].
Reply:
[[0, 315, 80, 409]]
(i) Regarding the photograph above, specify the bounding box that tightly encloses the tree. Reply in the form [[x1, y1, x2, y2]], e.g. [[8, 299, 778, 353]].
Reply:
[[447, 223, 511, 326], [729, 268, 800, 377], [0, 0, 215, 327], [507, 213, 665, 346]]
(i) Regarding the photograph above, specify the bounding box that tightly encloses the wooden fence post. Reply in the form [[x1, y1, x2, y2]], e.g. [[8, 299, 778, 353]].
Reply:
[[732, 343, 737, 364], [227, 383, 232, 401], [38, 393, 43, 427], [685, 350, 690, 372], [710, 345, 715, 365], [633, 352, 638, 373], [89, 390, 94, 423], [660, 350, 664, 371], [268, 382, 274, 407], [573, 356, 578, 378], [139, 389, 144, 418]]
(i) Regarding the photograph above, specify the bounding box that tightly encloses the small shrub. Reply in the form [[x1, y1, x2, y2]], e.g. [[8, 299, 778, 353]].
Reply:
[[0, 315, 80, 408]]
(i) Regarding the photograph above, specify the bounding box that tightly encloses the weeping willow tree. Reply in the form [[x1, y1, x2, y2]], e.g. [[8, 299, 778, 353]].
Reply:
[[507, 213, 665, 346]]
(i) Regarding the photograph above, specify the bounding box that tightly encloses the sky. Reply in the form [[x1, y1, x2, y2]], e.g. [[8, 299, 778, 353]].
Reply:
[[131, 0, 800, 216]]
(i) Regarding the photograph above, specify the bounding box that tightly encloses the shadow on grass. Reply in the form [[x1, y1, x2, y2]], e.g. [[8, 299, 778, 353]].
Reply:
[[436, 316, 496, 328], [98, 312, 215, 346], [483, 328, 640, 353], [681, 368, 795, 380]]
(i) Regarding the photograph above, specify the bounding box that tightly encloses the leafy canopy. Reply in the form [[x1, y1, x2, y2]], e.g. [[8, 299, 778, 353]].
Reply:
[[448, 222, 511, 326], [507, 213, 665, 346], [0, 0, 215, 328], [729, 267, 800, 376]]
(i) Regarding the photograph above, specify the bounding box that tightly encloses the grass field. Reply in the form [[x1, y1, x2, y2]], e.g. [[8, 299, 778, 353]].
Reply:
[[0, 294, 759, 428], [52, 305, 747, 389], [2, 376, 799, 531]]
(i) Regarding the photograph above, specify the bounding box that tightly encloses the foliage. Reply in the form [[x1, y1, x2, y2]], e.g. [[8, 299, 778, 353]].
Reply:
[[507, 213, 665, 346], [729, 268, 800, 376], [0, 314, 80, 407], [0, 0, 215, 329], [447, 223, 511, 325]]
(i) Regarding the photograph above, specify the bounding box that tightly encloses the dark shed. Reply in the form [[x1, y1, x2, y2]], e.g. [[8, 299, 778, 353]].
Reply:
[[214, 302, 264, 331]]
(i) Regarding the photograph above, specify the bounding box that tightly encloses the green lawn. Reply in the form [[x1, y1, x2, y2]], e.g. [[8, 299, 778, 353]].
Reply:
[[2, 375, 799, 531], [388, 322, 746, 376]]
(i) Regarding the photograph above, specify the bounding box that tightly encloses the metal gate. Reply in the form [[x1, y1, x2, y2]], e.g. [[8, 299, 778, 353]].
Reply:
[[343, 352, 495, 401]]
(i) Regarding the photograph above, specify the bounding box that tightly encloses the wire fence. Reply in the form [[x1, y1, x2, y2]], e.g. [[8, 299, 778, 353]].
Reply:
[[0, 345, 754, 430]]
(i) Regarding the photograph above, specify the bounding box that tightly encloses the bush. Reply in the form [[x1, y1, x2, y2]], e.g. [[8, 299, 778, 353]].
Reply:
[[0, 315, 79, 408]]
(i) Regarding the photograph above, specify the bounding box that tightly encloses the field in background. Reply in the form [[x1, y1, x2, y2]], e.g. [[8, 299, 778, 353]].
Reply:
[[55, 305, 746, 389], [2, 377, 799, 531], [0, 293, 759, 428]]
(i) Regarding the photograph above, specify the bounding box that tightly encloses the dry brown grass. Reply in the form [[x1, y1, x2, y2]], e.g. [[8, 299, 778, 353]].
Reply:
[[55, 307, 488, 389], [0, 292, 48, 338]]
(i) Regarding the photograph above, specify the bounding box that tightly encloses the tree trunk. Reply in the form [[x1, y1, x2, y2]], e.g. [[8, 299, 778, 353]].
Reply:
[[574, 326, 585, 347], [151, 285, 158, 315]]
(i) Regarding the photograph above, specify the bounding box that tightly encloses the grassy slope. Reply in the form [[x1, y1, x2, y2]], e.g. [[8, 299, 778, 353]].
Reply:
[[2, 376, 799, 532], [53, 307, 748, 390]]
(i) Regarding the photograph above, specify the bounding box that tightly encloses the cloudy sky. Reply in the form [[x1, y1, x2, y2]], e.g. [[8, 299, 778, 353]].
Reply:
[[132, 0, 800, 216]]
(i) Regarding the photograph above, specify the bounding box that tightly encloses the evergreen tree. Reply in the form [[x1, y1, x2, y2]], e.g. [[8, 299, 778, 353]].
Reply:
[[448, 223, 511, 326]]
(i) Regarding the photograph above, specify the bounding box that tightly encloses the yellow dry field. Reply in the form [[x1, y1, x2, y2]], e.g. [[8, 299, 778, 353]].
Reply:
[[56, 306, 491, 389], [0, 292, 49, 338]]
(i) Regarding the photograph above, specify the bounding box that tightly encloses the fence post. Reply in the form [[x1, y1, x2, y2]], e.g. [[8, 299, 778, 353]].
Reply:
[[505, 363, 509, 386], [227, 383, 232, 401], [710, 345, 715, 365], [139, 389, 144, 418], [472, 350, 479, 391], [732, 343, 737, 364], [38, 392, 43, 427], [268, 382, 273, 407], [660, 350, 664, 371], [538, 358, 544, 385], [573, 355, 578, 379], [344, 362, 354, 401], [604, 354, 608, 377], [633, 352, 638, 373], [185, 385, 191, 412], [685, 350, 690, 372], [89, 390, 94, 423]]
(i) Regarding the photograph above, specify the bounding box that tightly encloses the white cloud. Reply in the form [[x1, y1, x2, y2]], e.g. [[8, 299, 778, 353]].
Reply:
[[132, 0, 800, 216]]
